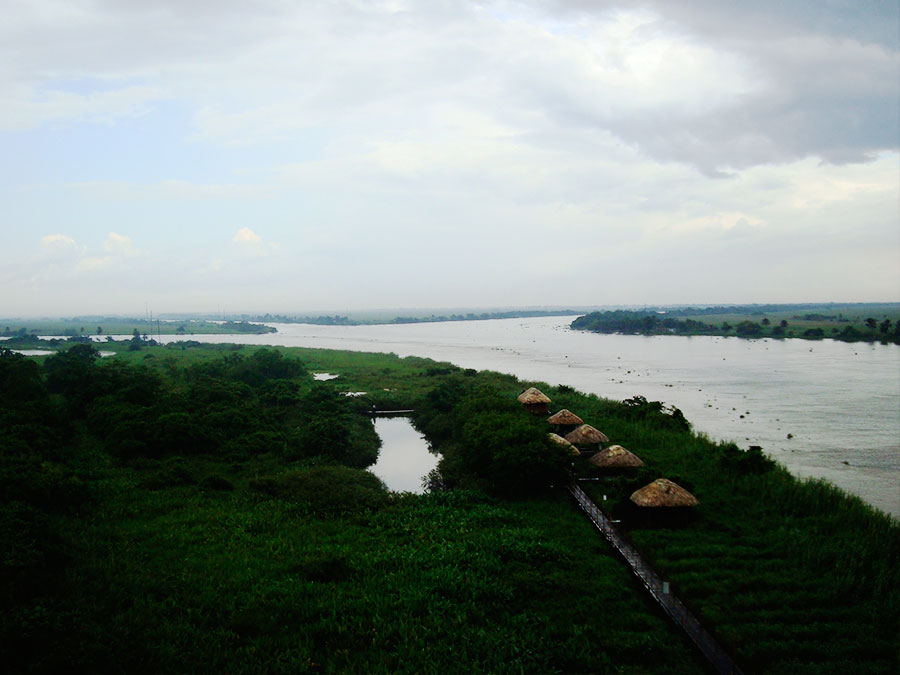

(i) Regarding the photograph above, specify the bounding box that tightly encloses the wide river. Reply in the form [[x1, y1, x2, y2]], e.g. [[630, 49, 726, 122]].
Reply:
[[150, 317, 898, 517]]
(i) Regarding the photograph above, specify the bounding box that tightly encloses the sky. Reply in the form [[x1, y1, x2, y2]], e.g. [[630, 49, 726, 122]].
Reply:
[[1, 0, 898, 317]]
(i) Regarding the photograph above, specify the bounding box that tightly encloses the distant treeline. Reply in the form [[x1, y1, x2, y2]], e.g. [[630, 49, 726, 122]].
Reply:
[[250, 310, 582, 326], [572, 309, 900, 344], [631, 302, 889, 317], [0, 319, 275, 337]]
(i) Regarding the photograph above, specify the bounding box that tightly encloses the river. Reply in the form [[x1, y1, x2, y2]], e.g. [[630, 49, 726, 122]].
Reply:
[[145, 316, 897, 517]]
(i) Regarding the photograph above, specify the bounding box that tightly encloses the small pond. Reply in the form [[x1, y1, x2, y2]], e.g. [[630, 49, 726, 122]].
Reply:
[[369, 417, 439, 494]]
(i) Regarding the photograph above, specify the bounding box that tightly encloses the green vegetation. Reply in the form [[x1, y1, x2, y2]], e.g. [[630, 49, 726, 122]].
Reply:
[[415, 377, 571, 496], [571, 303, 900, 344], [2, 342, 897, 673], [0, 317, 275, 337]]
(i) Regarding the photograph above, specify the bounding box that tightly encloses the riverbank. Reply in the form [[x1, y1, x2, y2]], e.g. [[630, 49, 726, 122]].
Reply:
[[102, 317, 898, 518], [6, 321, 899, 518]]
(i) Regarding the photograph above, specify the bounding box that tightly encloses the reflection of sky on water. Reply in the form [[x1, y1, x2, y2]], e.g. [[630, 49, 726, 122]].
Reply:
[[370, 418, 438, 494]]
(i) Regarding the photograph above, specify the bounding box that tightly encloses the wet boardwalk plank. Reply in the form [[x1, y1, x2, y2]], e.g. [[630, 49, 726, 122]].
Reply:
[[567, 483, 743, 675]]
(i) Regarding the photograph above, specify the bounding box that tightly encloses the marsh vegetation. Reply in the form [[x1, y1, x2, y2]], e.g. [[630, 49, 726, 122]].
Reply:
[[1, 341, 897, 673]]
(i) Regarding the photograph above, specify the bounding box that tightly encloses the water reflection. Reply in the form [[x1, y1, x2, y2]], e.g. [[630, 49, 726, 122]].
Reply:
[[370, 417, 439, 493]]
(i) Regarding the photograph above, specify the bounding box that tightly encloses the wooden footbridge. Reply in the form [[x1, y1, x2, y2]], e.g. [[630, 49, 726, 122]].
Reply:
[[568, 483, 743, 675]]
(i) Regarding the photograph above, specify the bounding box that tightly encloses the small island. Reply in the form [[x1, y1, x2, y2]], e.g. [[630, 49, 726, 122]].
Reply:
[[571, 302, 900, 344]]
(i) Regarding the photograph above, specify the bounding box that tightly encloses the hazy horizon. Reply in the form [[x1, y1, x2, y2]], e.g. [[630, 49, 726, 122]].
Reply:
[[3, 300, 899, 323], [2, 1, 898, 316]]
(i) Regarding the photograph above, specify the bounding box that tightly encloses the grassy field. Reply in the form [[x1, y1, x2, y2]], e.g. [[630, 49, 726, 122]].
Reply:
[[682, 303, 899, 335], [2, 341, 897, 673]]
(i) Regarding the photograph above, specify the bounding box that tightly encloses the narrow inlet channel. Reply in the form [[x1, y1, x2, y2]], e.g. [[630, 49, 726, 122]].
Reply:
[[370, 417, 439, 493]]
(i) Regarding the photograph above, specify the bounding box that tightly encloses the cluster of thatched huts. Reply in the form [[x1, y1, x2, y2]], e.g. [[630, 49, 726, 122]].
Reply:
[[517, 387, 699, 514]]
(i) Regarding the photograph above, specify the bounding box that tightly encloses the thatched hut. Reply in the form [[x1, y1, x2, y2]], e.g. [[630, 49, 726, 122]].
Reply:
[[547, 408, 583, 436], [626, 478, 699, 527], [547, 409, 583, 426], [630, 479, 698, 508], [564, 424, 610, 448], [589, 444, 644, 470], [517, 387, 551, 414], [548, 432, 580, 456]]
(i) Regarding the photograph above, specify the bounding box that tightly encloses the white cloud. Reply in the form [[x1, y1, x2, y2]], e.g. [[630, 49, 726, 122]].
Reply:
[[61, 232, 142, 272], [37, 233, 87, 264], [103, 231, 137, 256], [0, 1, 896, 314], [233, 227, 261, 245], [40, 233, 79, 249], [2, 2, 894, 170]]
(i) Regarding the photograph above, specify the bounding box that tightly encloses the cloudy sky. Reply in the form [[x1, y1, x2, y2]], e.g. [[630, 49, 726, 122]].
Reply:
[[2, 0, 898, 317]]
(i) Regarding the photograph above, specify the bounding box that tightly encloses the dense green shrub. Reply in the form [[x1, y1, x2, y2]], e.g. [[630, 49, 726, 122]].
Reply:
[[421, 382, 571, 497], [735, 320, 763, 337], [622, 395, 691, 432], [251, 465, 389, 514], [290, 384, 381, 467], [718, 442, 775, 475]]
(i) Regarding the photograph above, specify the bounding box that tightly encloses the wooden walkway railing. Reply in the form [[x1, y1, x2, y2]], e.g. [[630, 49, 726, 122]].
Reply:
[[567, 483, 743, 675]]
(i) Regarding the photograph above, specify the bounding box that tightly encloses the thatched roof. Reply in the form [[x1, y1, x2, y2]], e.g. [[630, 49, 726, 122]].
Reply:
[[564, 424, 610, 445], [547, 409, 583, 426], [548, 433, 580, 456], [630, 479, 698, 508], [589, 444, 644, 468], [518, 387, 550, 405]]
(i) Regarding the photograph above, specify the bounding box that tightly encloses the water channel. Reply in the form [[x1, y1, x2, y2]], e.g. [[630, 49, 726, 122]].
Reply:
[[77, 316, 899, 516], [369, 417, 438, 493]]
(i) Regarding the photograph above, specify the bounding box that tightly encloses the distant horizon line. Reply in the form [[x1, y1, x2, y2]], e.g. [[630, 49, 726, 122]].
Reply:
[[3, 300, 899, 322]]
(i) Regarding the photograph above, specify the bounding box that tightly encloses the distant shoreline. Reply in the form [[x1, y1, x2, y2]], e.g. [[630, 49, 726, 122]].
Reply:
[[0, 319, 275, 338], [570, 303, 900, 345], [245, 309, 584, 326]]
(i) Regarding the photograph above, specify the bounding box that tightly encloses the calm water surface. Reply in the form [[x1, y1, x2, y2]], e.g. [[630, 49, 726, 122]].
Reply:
[[370, 417, 437, 493], [149, 317, 899, 517]]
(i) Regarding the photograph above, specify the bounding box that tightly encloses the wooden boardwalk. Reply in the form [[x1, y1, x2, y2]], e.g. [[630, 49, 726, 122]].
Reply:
[[567, 483, 743, 675]]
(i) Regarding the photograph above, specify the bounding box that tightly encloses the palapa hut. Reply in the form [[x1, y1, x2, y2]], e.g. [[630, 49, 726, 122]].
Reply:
[[548, 432, 580, 457], [589, 444, 644, 470], [627, 478, 699, 527], [546, 409, 583, 435], [564, 424, 609, 454], [517, 387, 551, 415], [547, 409, 583, 426], [630, 478, 698, 507]]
